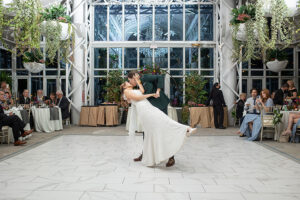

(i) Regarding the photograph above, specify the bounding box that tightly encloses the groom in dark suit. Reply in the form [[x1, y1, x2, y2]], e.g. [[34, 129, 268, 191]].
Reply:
[[127, 71, 176, 167]]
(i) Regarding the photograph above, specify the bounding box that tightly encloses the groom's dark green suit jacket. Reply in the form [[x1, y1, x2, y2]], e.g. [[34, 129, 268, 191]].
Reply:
[[140, 74, 170, 114]]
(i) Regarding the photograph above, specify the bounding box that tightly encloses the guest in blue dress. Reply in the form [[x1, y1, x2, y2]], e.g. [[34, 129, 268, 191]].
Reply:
[[237, 89, 274, 141]]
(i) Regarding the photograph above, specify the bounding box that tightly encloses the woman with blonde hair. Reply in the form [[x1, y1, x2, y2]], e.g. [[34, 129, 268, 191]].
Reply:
[[286, 80, 297, 100]]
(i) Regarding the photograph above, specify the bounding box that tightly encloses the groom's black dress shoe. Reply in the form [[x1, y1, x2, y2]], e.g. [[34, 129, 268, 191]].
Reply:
[[166, 157, 175, 167], [134, 154, 143, 162], [218, 126, 226, 129]]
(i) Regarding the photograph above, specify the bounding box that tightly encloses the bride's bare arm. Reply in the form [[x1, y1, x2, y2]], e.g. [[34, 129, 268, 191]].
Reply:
[[124, 90, 155, 101], [134, 74, 145, 94]]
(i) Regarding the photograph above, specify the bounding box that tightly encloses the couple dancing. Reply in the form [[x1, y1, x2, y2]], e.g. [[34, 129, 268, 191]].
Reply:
[[121, 71, 196, 167]]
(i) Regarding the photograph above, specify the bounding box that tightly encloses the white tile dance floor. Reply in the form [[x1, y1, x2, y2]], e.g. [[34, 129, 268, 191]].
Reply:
[[0, 135, 300, 200]]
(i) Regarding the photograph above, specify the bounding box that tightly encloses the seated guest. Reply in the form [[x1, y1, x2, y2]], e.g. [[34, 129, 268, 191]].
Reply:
[[48, 92, 57, 106], [286, 80, 297, 101], [33, 89, 49, 103], [1, 81, 12, 97], [19, 89, 31, 104], [256, 89, 274, 113], [0, 91, 33, 146], [56, 90, 70, 120], [236, 93, 246, 125], [282, 113, 300, 136], [4, 91, 13, 105], [273, 83, 289, 105]]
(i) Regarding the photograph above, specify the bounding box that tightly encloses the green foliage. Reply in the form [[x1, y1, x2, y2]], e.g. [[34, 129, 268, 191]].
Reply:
[[23, 49, 44, 63], [0, 0, 4, 43], [185, 72, 208, 104], [273, 108, 283, 126], [230, 5, 256, 25], [5, 0, 42, 55], [40, 21, 62, 63], [41, 4, 71, 23], [266, 48, 288, 62], [182, 105, 190, 125], [0, 71, 12, 86], [104, 70, 124, 103]]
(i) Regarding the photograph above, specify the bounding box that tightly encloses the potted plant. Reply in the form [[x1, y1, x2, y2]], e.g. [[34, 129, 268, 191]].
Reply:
[[23, 49, 45, 73], [266, 48, 288, 72], [185, 72, 208, 105], [40, 4, 73, 63], [3, 0, 42, 56]]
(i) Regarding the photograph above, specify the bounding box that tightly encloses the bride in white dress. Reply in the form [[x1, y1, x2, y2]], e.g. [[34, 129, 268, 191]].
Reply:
[[121, 81, 196, 167]]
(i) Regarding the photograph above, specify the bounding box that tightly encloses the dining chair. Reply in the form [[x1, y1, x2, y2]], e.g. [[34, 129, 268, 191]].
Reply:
[[0, 126, 10, 145], [260, 107, 275, 142]]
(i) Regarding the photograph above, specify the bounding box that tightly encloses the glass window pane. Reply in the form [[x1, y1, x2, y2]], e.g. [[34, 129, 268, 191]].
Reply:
[[94, 5, 107, 41], [284, 48, 293, 69], [170, 70, 183, 76], [47, 79, 56, 96], [125, 5, 137, 41], [94, 77, 106, 105], [252, 79, 262, 92], [155, 48, 168, 68], [251, 71, 263, 76], [204, 77, 213, 93], [266, 78, 279, 94], [170, 48, 183, 69], [0, 49, 12, 69], [201, 48, 213, 69], [170, 78, 183, 107], [155, 6, 168, 41], [94, 48, 107, 69], [242, 79, 247, 93], [17, 79, 28, 97], [109, 5, 122, 41], [251, 59, 263, 69], [201, 70, 214, 76], [185, 48, 198, 69], [61, 79, 66, 95], [109, 48, 122, 69], [281, 71, 294, 76], [200, 5, 213, 41], [31, 77, 43, 97], [124, 48, 137, 69], [170, 5, 183, 41], [185, 5, 198, 41], [140, 48, 152, 67], [140, 5, 152, 41]]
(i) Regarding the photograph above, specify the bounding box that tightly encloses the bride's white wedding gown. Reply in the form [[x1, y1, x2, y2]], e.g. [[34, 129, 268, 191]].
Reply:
[[128, 89, 189, 166]]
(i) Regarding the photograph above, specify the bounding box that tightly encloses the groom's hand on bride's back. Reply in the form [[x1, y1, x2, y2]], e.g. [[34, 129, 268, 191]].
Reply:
[[154, 93, 160, 98]]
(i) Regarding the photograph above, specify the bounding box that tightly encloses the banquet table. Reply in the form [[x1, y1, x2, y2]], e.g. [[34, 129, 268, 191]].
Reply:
[[31, 107, 63, 133], [276, 111, 300, 141], [189, 106, 228, 128], [79, 105, 119, 126]]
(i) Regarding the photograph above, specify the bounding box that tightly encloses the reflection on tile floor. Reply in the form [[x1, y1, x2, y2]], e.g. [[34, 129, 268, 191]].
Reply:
[[0, 135, 300, 200]]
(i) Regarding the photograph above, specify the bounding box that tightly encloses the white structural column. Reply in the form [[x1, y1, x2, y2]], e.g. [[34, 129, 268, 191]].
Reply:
[[220, 0, 236, 125], [71, 0, 85, 124]]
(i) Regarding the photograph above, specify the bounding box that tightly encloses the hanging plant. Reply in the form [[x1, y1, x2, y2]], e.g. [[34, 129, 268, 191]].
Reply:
[[40, 4, 74, 63], [255, 0, 295, 58], [4, 0, 42, 55], [265, 48, 288, 72], [230, 4, 258, 61], [23, 49, 45, 73]]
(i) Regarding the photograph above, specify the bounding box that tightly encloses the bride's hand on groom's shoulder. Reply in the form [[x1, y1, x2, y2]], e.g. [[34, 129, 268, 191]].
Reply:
[[153, 93, 159, 98]]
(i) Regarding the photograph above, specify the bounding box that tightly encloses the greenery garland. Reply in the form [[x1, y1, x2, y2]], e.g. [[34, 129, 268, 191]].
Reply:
[[5, 0, 42, 55]]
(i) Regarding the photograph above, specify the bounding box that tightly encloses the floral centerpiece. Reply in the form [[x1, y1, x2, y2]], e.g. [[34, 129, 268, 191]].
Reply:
[[40, 4, 74, 63], [23, 50, 45, 73]]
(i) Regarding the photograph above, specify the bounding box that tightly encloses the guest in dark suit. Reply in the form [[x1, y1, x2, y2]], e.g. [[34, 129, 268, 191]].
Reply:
[[273, 83, 289, 105], [56, 90, 70, 120], [206, 83, 227, 129], [0, 91, 33, 146], [19, 89, 31, 104], [33, 90, 49, 104]]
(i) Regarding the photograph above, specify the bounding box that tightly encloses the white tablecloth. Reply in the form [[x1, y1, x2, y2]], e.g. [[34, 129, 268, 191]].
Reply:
[[4, 108, 31, 143], [31, 107, 63, 133], [276, 111, 300, 140]]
